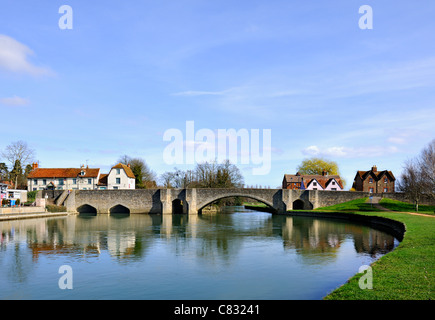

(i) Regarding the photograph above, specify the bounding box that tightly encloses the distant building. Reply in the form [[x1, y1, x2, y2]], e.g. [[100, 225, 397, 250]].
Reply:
[[27, 162, 136, 191], [352, 165, 395, 193], [282, 171, 344, 191]]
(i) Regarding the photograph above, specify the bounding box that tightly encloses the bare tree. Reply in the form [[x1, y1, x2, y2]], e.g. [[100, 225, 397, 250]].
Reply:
[[1, 140, 35, 167], [1, 141, 35, 188], [419, 139, 435, 201], [398, 139, 435, 211], [398, 159, 425, 211]]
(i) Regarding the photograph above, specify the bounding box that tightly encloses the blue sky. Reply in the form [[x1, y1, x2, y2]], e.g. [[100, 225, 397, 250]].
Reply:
[[1, 0, 434, 188]]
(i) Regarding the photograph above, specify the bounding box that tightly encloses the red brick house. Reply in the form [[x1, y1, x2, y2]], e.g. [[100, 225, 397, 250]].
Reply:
[[352, 165, 395, 193]]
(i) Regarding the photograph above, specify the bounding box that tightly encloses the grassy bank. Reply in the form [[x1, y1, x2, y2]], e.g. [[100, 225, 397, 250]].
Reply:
[[379, 198, 435, 215], [314, 198, 435, 300]]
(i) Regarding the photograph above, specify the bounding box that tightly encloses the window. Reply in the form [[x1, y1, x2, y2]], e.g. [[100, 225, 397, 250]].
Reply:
[[331, 188, 337, 191], [113, 186, 118, 190], [43, 179, 46, 185], [369, 178, 373, 183], [313, 182, 317, 186], [332, 181, 336, 185], [384, 177, 388, 183], [58, 179, 64, 185], [88, 178, 92, 184], [73, 178, 77, 184], [116, 178, 121, 184], [116, 169, 121, 175], [34, 179, 37, 185], [384, 188, 388, 193], [369, 187, 374, 193]]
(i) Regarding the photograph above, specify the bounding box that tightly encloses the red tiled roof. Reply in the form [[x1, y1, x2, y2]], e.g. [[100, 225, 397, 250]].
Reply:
[[283, 174, 344, 189], [27, 168, 100, 179]]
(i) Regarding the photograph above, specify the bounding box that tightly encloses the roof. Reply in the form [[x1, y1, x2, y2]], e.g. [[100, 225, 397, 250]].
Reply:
[[27, 168, 100, 179], [283, 173, 344, 189], [354, 168, 395, 181], [112, 163, 135, 179], [98, 174, 108, 186]]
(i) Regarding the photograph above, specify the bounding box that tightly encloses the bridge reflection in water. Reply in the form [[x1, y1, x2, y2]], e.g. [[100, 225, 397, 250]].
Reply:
[[0, 209, 397, 262]]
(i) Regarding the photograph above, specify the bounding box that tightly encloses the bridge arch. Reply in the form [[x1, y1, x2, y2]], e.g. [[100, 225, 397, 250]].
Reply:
[[196, 194, 276, 213], [109, 204, 130, 214], [292, 199, 313, 210], [77, 204, 97, 214]]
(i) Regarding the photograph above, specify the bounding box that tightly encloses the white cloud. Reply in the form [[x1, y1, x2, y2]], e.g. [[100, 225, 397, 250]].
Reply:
[[302, 145, 399, 158], [0, 34, 52, 76], [0, 96, 30, 107]]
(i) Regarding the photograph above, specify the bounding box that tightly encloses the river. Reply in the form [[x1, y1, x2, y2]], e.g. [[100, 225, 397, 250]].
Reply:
[[0, 206, 399, 300]]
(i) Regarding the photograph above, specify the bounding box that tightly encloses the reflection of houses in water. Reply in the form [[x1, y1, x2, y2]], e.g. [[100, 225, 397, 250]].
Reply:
[[281, 217, 344, 251], [353, 229, 396, 257], [280, 216, 396, 260]]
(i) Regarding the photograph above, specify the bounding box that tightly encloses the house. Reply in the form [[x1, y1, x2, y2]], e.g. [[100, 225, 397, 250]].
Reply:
[[97, 163, 135, 190], [27, 163, 100, 191], [282, 171, 344, 191], [352, 165, 395, 193], [27, 162, 136, 191]]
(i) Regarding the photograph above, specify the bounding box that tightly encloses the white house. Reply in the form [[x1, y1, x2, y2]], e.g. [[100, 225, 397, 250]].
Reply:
[[27, 162, 136, 191], [97, 163, 135, 190]]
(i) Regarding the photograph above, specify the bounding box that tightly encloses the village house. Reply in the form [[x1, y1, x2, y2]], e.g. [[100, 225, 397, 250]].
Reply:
[[282, 171, 344, 191], [352, 165, 395, 193], [27, 162, 135, 191]]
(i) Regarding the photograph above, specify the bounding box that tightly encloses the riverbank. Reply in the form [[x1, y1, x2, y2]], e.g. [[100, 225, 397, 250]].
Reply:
[[288, 198, 435, 300], [0, 211, 70, 221]]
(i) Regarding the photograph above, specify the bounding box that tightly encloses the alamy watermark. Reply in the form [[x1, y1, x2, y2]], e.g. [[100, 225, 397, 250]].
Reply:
[[163, 121, 272, 175], [58, 265, 73, 290], [358, 265, 373, 290]]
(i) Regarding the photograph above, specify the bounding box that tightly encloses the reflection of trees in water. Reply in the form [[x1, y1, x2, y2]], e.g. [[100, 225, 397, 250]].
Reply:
[[0, 210, 397, 280]]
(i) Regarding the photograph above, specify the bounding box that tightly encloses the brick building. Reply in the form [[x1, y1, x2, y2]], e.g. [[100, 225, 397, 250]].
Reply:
[[352, 165, 395, 193]]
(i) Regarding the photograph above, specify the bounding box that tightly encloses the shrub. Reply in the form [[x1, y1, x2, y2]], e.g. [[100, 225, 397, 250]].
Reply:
[[46, 204, 66, 212]]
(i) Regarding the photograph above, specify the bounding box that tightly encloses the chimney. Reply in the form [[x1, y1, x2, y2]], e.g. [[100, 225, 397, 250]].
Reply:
[[32, 162, 38, 170], [127, 163, 131, 168], [372, 165, 378, 173], [322, 170, 327, 176]]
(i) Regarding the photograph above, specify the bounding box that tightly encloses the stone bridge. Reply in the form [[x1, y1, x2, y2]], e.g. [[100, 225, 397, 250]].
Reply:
[[63, 188, 381, 215]]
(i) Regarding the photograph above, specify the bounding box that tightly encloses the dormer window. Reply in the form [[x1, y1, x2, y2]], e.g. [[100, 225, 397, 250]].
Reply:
[[80, 170, 85, 176]]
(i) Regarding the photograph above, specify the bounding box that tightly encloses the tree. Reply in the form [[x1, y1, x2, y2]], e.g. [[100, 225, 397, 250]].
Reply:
[[399, 139, 435, 210], [1, 140, 35, 168], [419, 139, 435, 201], [116, 155, 156, 189], [0, 163, 8, 180], [398, 159, 425, 212], [296, 157, 345, 187], [10, 160, 23, 189]]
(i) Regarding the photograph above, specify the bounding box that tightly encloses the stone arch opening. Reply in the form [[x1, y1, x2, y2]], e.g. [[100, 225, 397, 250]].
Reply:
[[292, 199, 313, 210], [172, 199, 184, 214], [198, 195, 276, 214], [109, 204, 130, 214], [77, 204, 97, 215]]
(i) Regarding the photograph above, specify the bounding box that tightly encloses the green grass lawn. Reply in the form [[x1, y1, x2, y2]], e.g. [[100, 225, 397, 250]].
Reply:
[[379, 198, 435, 215], [315, 197, 377, 212], [314, 198, 435, 300]]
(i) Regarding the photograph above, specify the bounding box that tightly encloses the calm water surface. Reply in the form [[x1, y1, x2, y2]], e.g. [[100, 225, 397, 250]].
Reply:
[[0, 207, 399, 300]]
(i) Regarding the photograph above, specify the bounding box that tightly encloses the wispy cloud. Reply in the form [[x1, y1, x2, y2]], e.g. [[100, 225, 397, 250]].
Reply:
[[302, 145, 399, 159], [0, 34, 52, 76], [0, 95, 30, 107], [172, 90, 229, 97]]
